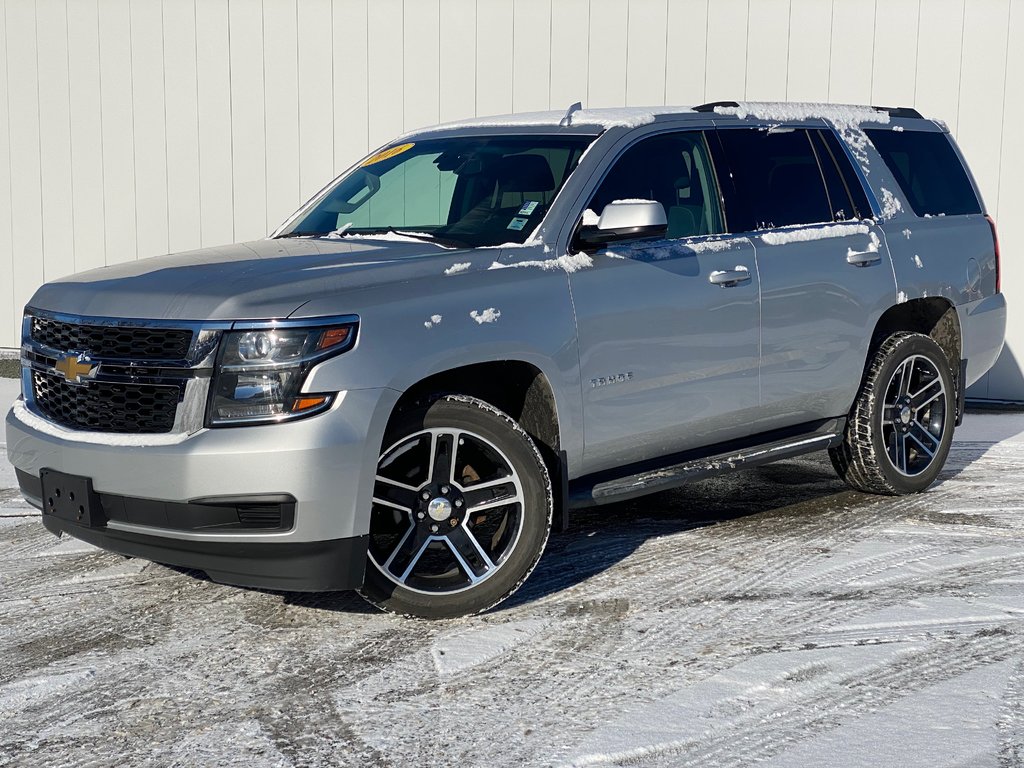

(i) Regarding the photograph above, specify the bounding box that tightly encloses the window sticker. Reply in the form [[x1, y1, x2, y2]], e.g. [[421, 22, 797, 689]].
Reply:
[[507, 217, 529, 231], [361, 143, 415, 167], [517, 200, 539, 216]]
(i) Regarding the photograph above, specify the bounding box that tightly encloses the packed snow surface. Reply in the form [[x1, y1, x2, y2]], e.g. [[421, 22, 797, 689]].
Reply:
[[759, 222, 870, 246], [4, 370, 1024, 767]]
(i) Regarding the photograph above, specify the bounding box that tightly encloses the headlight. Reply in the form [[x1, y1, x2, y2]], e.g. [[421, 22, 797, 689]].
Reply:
[[208, 320, 357, 426]]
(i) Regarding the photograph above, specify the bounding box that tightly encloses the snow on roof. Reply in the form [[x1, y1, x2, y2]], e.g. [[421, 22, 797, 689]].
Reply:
[[403, 106, 694, 136], [713, 102, 891, 130]]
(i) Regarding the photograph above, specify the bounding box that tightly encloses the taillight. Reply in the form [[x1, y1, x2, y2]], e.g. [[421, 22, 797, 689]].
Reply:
[[986, 214, 1001, 293]]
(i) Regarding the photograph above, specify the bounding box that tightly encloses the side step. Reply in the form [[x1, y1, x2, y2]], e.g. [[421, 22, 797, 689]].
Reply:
[[570, 418, 846, 508]]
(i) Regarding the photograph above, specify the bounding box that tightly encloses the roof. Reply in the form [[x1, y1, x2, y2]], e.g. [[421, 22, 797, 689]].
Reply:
[[401, 101, 928, 140]]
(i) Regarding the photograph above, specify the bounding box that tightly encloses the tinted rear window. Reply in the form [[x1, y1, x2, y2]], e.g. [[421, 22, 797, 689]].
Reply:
[[865, 129, 982, 217], [716, 128, 833, 230]]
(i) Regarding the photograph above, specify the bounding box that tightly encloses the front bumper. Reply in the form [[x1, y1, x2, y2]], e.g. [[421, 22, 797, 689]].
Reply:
[[40, 511, 369, 591], [6, 386, 400, 587]]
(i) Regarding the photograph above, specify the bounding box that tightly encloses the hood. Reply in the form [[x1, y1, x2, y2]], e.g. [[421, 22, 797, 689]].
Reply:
[[28, 238, 472, 321]]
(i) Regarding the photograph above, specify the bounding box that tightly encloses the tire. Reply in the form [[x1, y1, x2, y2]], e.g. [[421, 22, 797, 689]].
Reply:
[[359, 395, 553, 619], [830, 332, 956, 495]]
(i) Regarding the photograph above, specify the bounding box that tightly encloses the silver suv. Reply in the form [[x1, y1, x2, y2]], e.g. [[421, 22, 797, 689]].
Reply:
[[5, 102, 1006, 618]]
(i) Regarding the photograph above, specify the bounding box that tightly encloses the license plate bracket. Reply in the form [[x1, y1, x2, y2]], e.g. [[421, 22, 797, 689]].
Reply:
[[40, 469, 105, 528]]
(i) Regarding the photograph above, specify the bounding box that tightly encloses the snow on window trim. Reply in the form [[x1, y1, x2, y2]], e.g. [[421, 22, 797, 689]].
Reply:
[[759, 222, 870, 246]]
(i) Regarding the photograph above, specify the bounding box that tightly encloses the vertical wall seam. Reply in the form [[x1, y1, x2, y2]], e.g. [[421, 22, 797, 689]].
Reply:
[[160, 0, 170, 255], [867, 0, 877, 100], [826, 0, 833, 100], [64, 0, 77, 272], [547, 0, 553, 109], [702, 0, 709, 102], [623, 0, 630, 105], [226, 0, 236, 243], [784, 0, 794, 99], [95, 1, 107, 265], [192, 0, 203, 247], [911, 0, 922, 103], [4, 1, 17, 323], [261, 0, 268, 232], [994, 0, 1012, 217], [954, 0, 966, 135], [295, 0, 301, 198], [661, 0, 669, 105], [585, 0, 591, 106], [128, 0, 139, 261], [742, 0, 749, 99], [32, 2, 45, 281]]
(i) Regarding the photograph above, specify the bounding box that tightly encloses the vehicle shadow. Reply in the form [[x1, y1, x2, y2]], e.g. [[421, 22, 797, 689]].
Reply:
[[503, 453, 854, 610], [211, 438, 1003, 616]]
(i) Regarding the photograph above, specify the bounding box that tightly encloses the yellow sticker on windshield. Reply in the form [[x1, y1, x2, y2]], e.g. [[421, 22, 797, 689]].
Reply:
[[361, 143, 415, 166]]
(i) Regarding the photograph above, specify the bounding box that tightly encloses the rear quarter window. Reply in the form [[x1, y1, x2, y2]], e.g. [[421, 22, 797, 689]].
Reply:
[[864, 129, 982, 217]]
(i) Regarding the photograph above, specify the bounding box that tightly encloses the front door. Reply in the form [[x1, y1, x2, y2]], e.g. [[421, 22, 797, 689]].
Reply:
[[567, 130, 761, 475]]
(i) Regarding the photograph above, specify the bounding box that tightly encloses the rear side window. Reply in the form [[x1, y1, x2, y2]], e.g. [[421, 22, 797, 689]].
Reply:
[[715, 128, 834, 231], [865, 129, 982, 217]]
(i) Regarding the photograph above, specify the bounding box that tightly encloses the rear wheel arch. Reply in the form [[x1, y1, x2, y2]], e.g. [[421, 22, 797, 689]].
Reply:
[[870, 297, 962, 378]]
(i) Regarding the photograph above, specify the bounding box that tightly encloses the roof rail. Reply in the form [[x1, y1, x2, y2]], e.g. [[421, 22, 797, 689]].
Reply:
[[871, 105, 924, 119], [693, 101, 739, 113]]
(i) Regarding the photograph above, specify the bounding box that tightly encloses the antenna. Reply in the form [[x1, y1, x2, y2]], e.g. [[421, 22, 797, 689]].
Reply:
[[559, 101, 583, 127]]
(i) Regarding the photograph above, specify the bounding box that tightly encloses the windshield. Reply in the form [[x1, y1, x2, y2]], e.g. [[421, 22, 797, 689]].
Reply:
[[281, 135, 595, 248]]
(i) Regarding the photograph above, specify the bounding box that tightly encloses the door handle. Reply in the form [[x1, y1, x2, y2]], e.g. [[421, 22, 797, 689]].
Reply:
[[709, 267, 752, 287], [846, 247, 881, 267]]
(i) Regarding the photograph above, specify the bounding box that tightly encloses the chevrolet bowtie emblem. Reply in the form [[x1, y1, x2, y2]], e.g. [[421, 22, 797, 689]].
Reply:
[[53, 353, 97, 384]]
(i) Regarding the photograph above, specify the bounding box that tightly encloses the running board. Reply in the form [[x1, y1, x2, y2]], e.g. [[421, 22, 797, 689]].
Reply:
[[571, 418, 846, 508]]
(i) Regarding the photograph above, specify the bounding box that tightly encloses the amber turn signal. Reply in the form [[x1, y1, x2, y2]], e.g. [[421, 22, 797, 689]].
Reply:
[[317, 327, 352, 350], [291, 396, 329, 413]]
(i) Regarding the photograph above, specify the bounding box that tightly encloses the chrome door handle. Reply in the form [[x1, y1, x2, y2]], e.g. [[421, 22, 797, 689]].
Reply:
[[847, 248, 881, 267], [709, 268, 752, 287]]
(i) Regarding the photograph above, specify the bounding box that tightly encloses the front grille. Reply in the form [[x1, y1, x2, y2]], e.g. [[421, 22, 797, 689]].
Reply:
[[32, 370, 180, 434], [31, 316, 193, 360]]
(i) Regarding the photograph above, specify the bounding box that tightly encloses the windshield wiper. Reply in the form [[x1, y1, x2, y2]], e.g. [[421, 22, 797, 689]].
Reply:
[[353, 227, 470, 249], [275, 230, 326, 239]]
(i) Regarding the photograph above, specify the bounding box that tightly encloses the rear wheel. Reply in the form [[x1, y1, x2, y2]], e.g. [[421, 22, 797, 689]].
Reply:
[[360, 395, 552, 619], [830, 332, 955, 495]]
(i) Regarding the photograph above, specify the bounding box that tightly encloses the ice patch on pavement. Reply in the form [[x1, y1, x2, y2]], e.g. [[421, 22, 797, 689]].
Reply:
[[432, 618, 550, 676], [760, 662, 1010, 768], [565, 644, 915, 766]]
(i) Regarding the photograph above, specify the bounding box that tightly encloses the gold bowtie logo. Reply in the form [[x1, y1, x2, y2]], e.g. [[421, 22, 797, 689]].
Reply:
[[53, 354, 97, 384]]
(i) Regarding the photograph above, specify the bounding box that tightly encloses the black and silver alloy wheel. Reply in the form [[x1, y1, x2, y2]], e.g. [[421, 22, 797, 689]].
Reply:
[[881, 354, 947, 477], [360, 395, 552, 618], [831, 332, 956, 495]]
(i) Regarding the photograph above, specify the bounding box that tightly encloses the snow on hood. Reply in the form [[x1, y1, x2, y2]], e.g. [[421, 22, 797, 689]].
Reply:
[[28, 237, 468, 321]]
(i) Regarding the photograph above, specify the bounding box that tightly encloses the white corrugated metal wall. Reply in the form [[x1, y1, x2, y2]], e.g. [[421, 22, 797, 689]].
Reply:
[[1, 0, 1021, 398]]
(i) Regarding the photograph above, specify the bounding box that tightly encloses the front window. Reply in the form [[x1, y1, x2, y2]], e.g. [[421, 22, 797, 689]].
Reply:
[[282, 135, 595, 248]]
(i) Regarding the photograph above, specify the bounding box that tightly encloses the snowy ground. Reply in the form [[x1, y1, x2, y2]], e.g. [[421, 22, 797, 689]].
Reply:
[[3, 374, 1024, 767]]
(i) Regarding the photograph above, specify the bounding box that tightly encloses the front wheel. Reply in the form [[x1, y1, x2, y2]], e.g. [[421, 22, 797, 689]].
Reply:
[[360, 395, 553, 619], [830, 332, 956, 495]]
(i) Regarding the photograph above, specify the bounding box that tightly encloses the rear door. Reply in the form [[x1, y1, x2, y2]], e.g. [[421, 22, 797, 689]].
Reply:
[[567, 130, 761, 475], [714, 126, 896, 429]]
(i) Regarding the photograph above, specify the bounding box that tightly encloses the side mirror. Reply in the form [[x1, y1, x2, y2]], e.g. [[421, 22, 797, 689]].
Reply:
[[577, 200, 668, 248]]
